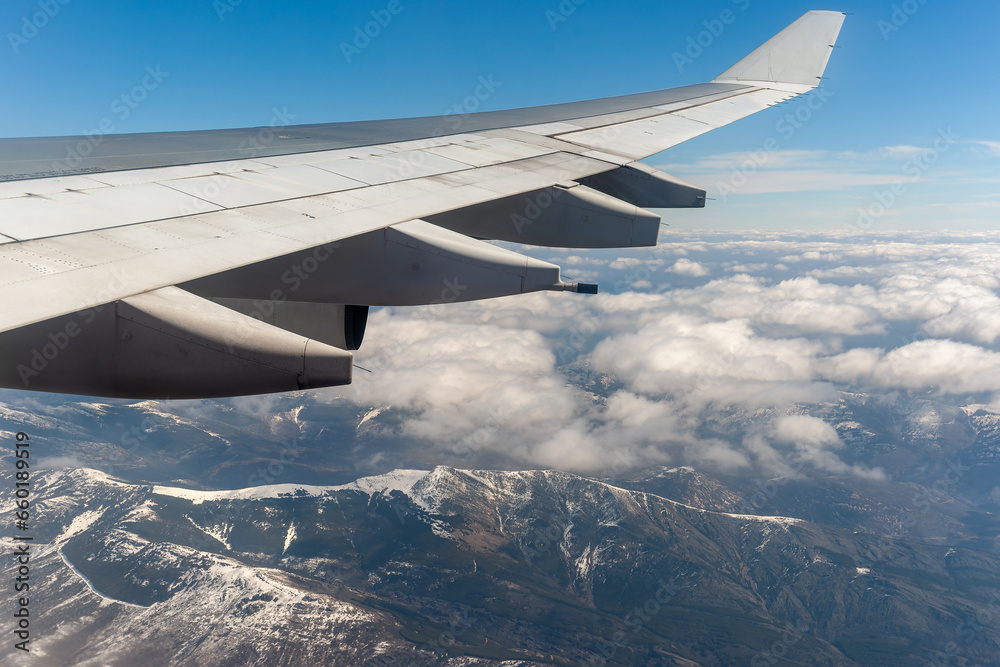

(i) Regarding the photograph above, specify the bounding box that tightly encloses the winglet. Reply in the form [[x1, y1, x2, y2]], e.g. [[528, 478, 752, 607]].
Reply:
[[714, 11, 847, 88]]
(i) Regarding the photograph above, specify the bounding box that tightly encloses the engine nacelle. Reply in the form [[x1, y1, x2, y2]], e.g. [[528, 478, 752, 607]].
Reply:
[[184, 220, 593, 307], [577, 164, 706, 209], [424, 183, 662, 248], [0, 287, 353, 399], [210, 300, 368, 351]]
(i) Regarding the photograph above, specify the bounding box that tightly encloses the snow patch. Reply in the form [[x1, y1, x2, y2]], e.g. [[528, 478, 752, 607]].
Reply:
[[575, 544, 593, 581], [719, 512, 803, 526], [283, 521, 297, 554], [185, 517, 233, 551], [59, 510, 103, 542], [152, 469, 431, 505], [358, 406, 386, 428], [591, 477, 803, 526]]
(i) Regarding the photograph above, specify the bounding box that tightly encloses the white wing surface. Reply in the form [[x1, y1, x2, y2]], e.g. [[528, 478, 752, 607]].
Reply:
[[0, 11, 846, 398]]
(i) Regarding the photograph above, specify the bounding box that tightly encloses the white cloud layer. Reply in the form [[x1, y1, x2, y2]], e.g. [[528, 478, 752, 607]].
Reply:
[[323, 232, 1000, 481]]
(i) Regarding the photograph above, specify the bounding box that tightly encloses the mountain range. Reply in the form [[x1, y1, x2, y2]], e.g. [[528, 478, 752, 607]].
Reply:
[[3, 389, 1000, 665]]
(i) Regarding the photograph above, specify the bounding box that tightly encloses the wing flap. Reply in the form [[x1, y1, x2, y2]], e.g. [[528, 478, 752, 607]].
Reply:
[[556, 114, 711, 160], [553, 88, 798, 160], [672, 90, 786, 125]]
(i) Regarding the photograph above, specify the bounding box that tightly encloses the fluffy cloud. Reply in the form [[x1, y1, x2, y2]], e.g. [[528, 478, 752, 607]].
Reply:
[[311, 232, 1000, 480], [744, 415, 885, 480], [349, 234, 1000, 477], [922, 295, 1000, 345], [610, 257, 664, 270], [873, 340, 1000, 394], [973, 140, 1000, 157], [668, 258, 710, 277], [590, 313, 830, 398], [342, 312, 581, 447]]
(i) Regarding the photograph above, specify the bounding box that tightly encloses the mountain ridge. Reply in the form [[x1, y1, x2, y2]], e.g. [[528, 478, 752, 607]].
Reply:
[[7, 464, 1000, 665]]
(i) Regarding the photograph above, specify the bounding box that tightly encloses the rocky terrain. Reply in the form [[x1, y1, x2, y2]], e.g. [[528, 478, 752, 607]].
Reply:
[[3, 388, 1000, 665], [2, 463, 999, 666]]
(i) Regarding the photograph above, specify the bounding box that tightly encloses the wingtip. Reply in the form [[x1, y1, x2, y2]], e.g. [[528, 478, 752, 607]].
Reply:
[[714, 10, 847, 88]]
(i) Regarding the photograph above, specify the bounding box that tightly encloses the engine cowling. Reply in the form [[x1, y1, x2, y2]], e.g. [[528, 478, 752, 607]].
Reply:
[[576, 164, 706, 209], [209, 300, 369, 351], [183, 219, 594, 307], [425, 183, 662, 248], [0, 287, 353, 399]]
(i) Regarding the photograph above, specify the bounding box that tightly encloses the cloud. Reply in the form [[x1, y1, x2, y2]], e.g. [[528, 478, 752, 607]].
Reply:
[[747, 415, 885, 480], [14, 231, 977, 484], [654, 144, 999, 215], [715, 170, 902, 195], [659, 149, 904, 196], [668, 258, 709, 277], [345, 312, 579, 441], [310, 232, 1000, 480], [817, 348, 884, 383], [557, 255, 607, 266], [609, 257, 664, 270], [842, 145, 928, 161], [36, 455, 84, 470], [590, 313, 828, 397], [873, 340, 1000, 394], [972, 141, 1000, 157]]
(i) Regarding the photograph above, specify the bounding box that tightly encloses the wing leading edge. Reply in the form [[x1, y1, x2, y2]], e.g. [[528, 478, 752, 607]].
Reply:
[[0, 11, 846, 398]]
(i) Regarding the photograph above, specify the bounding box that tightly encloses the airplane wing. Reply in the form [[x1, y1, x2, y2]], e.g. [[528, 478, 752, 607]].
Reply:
[[0, 11, 846, 399]]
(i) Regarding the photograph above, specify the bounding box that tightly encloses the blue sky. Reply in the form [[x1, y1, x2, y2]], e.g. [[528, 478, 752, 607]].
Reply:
[[1, 0, 997, 230]]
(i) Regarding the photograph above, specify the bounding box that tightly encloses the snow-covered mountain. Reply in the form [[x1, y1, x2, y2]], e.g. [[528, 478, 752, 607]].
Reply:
[[6, 465, 1000, 666], [5, 388, 1000, 664]]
